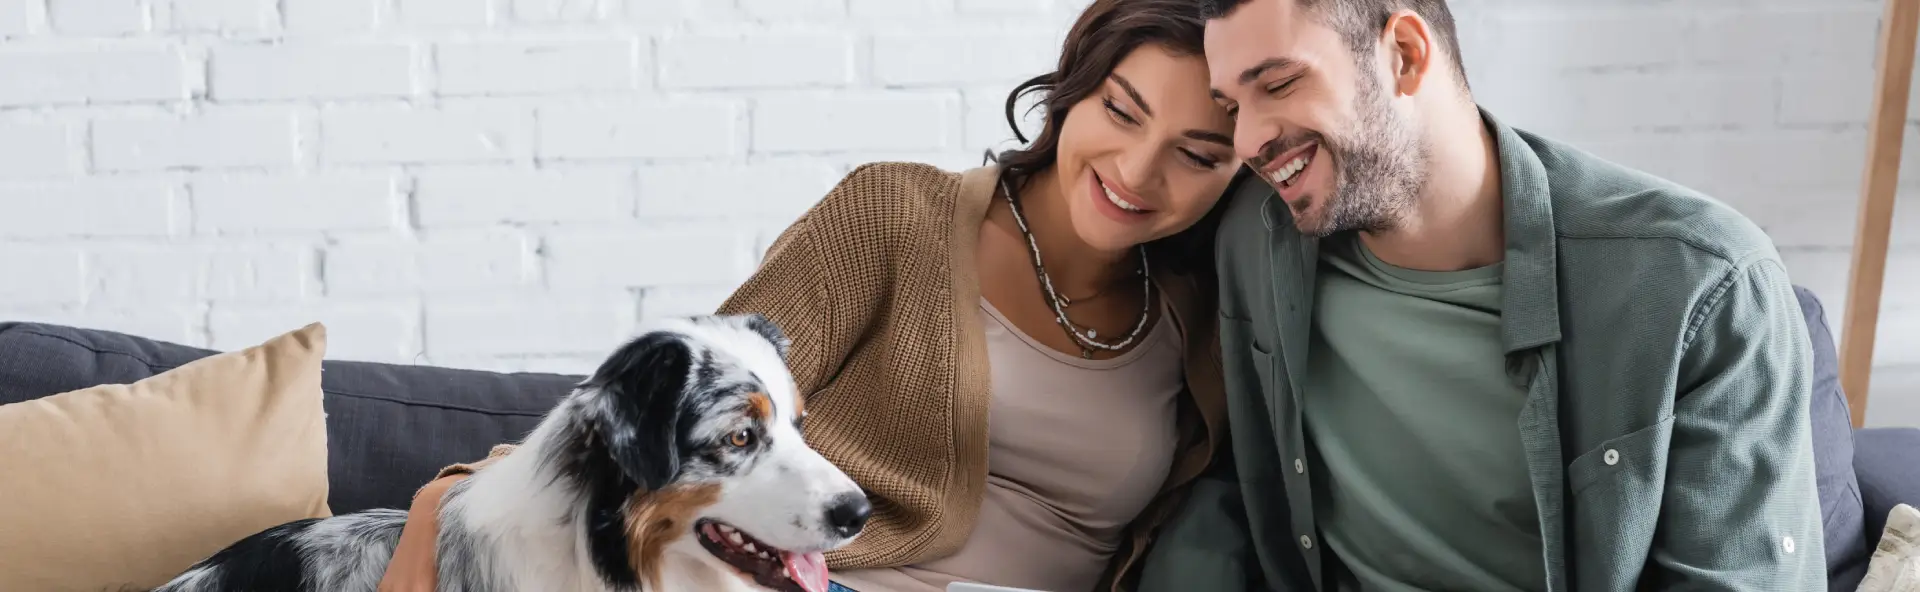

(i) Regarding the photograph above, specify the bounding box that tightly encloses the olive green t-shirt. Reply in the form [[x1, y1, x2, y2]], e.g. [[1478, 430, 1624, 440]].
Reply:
[[1304, 232, 1546, 592]]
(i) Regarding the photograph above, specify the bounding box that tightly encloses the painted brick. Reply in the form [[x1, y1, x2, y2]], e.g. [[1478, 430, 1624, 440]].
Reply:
[[87, 246, 202, 303], [0, 49, 187, 106], [737, 0, 843, 18], [0, 180, 177, 238], [423, 292, 635, 357], [871, 31, 1057, 86], [211, 43, 415, 101], [1487, 69, 1776, 134], [283, 0, 379, 33], [753, 93, 955, 153], [414, 166, 634, 227], [322, 105, 531, 165], [1864, 366, 1920, 429], [165, 0, 274, 32], [192, 174, 397, 234], [623, 0, 687, 24], [956, 0, 1049, 15], [436, 40, 640, 95], [11, 306, 205, 345], [0, 246, 85, 304], [211, 303, 420, 362], [48, 0, 145, 35], [1690, 6, 1878, 67], [1486, 11, 1688, 71], [205, 246, 316, 302], [397, 0, 490, 27], [0, 1, 31, 36], [658, 32, 852, 89], [849, 0, 950, 18], [537, 102, 739, 160], [326, 232, 533, 296], [85, 244, 311, 304], [543, 228, 747, 288], [964, 85, 1037, 151], [512, 0, 611, 23], [636, 160, 841, 222], [0, 121, 77, 178], [640, 286, 735, 320], [93, 109, 299, 171]]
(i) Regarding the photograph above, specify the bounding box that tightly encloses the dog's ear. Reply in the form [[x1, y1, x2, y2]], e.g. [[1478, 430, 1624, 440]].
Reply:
[[580, 331, 691, 491], [735, 313, 791, 359]]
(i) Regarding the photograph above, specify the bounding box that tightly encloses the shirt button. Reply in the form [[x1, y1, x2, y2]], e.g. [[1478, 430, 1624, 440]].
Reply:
[[1295, 458, 1306, 474], [1783, 536, 1796, 554], [1300, 535, 1314, 549], [1603, 449, 1620, 466]]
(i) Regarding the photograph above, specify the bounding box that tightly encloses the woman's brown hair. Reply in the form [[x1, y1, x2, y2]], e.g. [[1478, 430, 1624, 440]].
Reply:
[[988, 0, 1239, 276]]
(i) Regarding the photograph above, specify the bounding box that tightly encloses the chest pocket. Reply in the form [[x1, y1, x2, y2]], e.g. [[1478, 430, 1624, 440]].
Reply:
[[1220, 314, 1282, 484], [1565, 415, 1674, 586]]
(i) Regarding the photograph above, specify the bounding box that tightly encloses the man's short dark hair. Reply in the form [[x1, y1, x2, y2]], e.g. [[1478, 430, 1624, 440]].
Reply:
[[1201, 0, 1469, 90]]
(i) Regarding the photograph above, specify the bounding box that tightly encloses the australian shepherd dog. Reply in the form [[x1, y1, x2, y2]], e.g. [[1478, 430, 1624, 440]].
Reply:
[[156, 314, 870, 592]]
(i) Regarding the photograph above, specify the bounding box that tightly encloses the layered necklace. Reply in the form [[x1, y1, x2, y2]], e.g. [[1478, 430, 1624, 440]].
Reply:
[[999, 176, 1155, 359]]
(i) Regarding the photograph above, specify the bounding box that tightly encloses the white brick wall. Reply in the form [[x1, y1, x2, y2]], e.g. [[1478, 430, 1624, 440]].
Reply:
[[2, 0, 1917, 426]]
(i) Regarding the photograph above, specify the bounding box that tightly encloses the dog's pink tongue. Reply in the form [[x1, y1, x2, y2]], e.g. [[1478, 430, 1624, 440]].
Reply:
[[784, 551, 829, 592]]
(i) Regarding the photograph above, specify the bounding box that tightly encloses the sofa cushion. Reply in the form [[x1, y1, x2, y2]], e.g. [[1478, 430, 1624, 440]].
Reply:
[[0, 323, 331, 591], [1793, 286, 1871, 587], [0, 322, 582, 514], [1858, 428, 1920, 545]]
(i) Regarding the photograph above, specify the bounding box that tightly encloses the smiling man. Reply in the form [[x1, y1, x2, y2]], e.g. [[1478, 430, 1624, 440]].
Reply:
[[1135, 0, 1828, 590]]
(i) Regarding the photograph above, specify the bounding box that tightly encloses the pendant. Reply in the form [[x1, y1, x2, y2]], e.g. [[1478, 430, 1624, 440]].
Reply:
[[1087, 328, 1098, 339], [1082, 349, 1094, 359]]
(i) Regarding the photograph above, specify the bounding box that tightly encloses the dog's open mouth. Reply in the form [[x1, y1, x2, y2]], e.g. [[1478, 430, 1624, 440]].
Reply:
[[696, 519, 828, 592]]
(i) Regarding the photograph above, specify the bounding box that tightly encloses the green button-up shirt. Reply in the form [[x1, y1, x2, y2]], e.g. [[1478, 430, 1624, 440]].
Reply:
[[1137, 109, 1826, 591]]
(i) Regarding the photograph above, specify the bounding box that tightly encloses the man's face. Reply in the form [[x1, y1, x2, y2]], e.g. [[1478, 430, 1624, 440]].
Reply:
[[1205, 0, 1427, 237]]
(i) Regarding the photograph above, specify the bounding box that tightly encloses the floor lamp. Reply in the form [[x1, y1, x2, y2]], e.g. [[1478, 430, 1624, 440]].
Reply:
[[1841, 0, 1918, 427]]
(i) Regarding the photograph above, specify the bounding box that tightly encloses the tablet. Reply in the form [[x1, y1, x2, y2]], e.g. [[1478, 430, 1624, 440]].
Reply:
[[946, 583, 1047, 592]]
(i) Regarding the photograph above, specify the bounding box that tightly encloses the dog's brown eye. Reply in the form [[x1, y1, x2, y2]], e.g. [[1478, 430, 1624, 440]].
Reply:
[[728, 430, 754, 448]]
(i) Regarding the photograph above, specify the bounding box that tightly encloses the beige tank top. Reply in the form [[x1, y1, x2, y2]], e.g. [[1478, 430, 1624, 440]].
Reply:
[[831, 298, 1184, 592]]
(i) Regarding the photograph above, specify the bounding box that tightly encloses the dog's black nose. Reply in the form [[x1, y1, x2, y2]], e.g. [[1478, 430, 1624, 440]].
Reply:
[[825, 492, 872, 538]]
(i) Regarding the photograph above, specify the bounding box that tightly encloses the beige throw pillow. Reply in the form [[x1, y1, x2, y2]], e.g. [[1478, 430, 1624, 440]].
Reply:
[[0, 323, 333, 591]]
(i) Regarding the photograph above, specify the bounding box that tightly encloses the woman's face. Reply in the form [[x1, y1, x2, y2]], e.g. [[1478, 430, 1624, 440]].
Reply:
[[1052, 42, 1240, 253]]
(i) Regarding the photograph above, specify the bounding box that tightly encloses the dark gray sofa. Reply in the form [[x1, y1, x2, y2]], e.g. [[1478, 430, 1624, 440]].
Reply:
[[1, 286, 1915, 590]]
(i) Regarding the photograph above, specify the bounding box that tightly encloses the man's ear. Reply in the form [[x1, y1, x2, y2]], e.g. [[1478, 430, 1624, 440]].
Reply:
[[581, 331, 691, 491], [1382, 9, 1435, 96]]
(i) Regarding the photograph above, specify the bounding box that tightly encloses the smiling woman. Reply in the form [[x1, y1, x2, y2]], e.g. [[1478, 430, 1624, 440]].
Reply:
[[376, 1, 1249, 591]]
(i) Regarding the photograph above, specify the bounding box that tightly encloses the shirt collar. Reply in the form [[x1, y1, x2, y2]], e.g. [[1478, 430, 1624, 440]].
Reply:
[[1483, 107, 1564, 352]]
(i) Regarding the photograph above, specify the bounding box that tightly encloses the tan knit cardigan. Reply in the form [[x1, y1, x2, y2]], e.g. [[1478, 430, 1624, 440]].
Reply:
[[387, 162, 1227, 591], [716, 162, 1227, 589]]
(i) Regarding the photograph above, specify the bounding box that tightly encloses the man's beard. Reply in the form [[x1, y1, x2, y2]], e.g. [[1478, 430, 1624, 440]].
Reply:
[[1297, 69, 1428, 238]]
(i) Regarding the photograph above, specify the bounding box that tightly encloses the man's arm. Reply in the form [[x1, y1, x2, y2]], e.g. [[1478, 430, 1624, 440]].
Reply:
[[1647, 257, 1825, 588], [1136, 444, 1265, 592]]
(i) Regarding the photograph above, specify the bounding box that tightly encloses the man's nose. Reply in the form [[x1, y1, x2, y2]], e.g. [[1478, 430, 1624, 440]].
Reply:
[[1235, 115, 1278, 163]]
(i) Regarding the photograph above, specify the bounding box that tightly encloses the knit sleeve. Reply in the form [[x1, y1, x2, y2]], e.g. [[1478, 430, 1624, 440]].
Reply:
[[715, 164, 902, 396]]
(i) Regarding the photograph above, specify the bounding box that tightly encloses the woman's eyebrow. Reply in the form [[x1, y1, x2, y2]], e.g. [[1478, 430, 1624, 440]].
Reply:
[[1111, 74, 1153, 118], [1184, 130, 1233, 147]]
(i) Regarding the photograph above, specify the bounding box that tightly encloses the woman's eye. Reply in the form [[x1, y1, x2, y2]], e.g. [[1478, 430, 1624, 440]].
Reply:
[[1181, 149, 1221, 169], [1103, 97, 1138, 125], [728, 430, 754, 448]]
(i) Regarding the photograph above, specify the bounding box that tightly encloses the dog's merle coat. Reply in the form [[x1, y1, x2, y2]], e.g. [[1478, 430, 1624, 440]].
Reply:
[[156, 314, 869, 592]]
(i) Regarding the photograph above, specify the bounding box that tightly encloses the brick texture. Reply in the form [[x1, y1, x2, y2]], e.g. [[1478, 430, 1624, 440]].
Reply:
[[0, 0, 1914, 425]]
